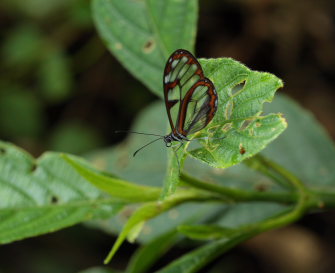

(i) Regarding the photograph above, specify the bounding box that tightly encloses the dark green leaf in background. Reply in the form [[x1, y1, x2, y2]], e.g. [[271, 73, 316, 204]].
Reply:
[[69, 0, 93, 27], [48, 121, 103, 154], [155, 233, 252, 273], [125, 230, 178, 273], [2, 0, 76, 18], [263, 95, 335, 189], [38, 49, 73, 103], [93, 0, 198, 95], [2, 24, 45, 70], [0, 86, 44, 139], [178, 224, 235, 240]]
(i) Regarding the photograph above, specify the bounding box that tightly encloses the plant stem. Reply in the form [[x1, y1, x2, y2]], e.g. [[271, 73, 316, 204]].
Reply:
[[181, 173, 298, 204], [244, 155, 294, 190], [182, 156, 335, 210], [249, 156, 309, 228]]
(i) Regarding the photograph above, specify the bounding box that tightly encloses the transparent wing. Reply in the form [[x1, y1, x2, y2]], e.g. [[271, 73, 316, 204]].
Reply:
[[163, 49, 218, 136], [181, 78, 217, 135]]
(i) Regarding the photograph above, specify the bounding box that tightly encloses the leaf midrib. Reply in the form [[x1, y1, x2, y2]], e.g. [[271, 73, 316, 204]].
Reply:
[[144, 0, 169, 59], [0, 197, 124, 212]]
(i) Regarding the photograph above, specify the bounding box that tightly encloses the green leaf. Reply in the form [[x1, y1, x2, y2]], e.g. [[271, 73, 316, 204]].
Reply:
[[103, 190, 212, 264], [188, 58, 287, 168], [62, 154, 161, 202], [156, 198, 299, 273], [178, 224, 235, 240], [92, 0, 198, 96], [160, 59, 286, 196], [155, 233, 252, 273], [126, 230, 178, 273], [0, 141, 123, 244], [263, 95, 335, 189]]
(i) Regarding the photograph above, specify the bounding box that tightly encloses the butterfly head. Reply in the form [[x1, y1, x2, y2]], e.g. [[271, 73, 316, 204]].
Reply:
[[163, 135, 173, 147]]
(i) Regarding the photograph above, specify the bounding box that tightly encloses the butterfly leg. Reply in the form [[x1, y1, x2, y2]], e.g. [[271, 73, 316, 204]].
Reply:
[[175, 141, 184, 152]]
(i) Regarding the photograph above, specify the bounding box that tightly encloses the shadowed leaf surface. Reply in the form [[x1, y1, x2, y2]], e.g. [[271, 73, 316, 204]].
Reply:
[[0, 141, 123, 244]]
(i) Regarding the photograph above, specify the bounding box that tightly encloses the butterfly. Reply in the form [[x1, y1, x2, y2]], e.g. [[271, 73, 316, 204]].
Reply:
[[117, 49, 218, 165]]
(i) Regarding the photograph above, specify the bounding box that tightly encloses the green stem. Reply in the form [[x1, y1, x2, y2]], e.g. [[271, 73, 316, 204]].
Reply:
[[308, 190, 335, 208], [253, 155, 313, 211], [238, 194, 305, 237], [181, 173, 298, 204], [241, 157, 309, 231], [247, 155, 335, 209], [227, 159, 309, 236], [161, 142, 190, 199], [244, 155, 294, 190]]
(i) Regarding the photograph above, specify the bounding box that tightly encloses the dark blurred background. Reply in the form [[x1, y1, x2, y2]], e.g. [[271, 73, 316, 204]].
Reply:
[[1, 0, 335, 272]]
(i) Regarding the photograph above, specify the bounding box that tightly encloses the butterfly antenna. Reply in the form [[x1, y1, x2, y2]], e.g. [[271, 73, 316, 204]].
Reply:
[[133, 137, 163, 157], [115, 130, 164, 138]]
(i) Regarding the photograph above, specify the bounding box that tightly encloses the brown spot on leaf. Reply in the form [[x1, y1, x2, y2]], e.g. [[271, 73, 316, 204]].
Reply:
[[239, 143, 246, 155], [143, 39, 155, 53], [240, 119, 253, 130]]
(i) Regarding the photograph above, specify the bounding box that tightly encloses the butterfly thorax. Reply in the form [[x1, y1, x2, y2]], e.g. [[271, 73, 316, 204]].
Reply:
[[164, 131, 189, 147]]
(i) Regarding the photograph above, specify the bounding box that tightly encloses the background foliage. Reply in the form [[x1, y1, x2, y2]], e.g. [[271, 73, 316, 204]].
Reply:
[[1, 0, 335, 272]]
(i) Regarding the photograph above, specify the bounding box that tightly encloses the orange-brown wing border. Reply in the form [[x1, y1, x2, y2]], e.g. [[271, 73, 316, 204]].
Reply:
[[163, 49, 204, 133], [177, 78, 218, 135]]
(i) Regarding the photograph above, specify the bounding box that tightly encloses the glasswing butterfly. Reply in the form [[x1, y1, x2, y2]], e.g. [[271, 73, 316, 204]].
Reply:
[[117, 49, 218, 166]]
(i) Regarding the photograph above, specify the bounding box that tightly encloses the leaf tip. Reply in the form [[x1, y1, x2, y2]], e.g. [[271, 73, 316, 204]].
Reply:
[[60, 153, 75, 167], [278, 113, 288, 128], [103, 249, 115, 265]]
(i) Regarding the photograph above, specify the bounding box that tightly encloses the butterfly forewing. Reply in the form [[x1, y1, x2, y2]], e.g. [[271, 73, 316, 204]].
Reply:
[[163, 49, 218, 137]]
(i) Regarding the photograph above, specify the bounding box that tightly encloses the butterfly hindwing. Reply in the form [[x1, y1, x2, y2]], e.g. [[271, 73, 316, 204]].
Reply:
[[163, 49, 218, 137], [180, 78, 217, 135]]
